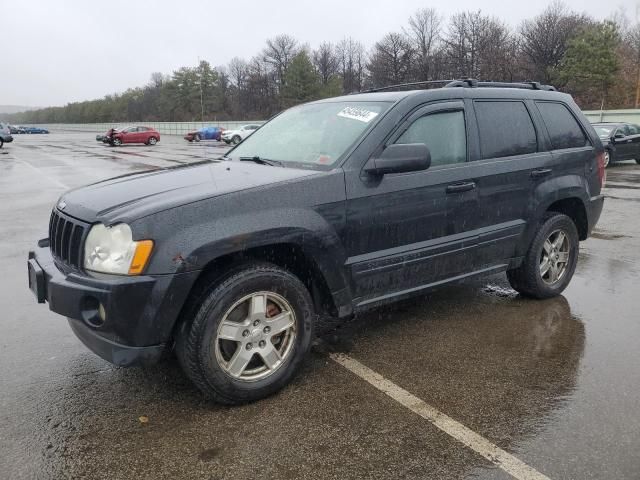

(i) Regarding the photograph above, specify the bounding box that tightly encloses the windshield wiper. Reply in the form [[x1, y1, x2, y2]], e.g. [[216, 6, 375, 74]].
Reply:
[[239, 156, 282, 167]]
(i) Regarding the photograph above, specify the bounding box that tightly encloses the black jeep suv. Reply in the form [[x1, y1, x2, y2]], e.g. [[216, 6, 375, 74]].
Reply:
[[28, 81, 605, 404]]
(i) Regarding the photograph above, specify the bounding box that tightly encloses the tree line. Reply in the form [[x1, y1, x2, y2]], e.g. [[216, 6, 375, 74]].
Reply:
[[7, 2, 640, 124]]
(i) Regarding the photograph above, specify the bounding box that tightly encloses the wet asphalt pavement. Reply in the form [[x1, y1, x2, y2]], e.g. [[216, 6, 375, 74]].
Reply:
[[1, 132, 639, 479]]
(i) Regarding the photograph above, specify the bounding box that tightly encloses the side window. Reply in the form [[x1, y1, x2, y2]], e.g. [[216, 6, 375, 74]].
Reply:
[[395, 110, 466, 167], [137, 127, 148, 132], [631, 124, 640, 135], [624, 124, 638, 135], [536, 102, 589, 149], [474, 101, 537, 159]]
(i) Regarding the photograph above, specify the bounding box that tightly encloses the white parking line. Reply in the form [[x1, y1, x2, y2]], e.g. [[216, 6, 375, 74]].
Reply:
[[330, 353, 551, 480]]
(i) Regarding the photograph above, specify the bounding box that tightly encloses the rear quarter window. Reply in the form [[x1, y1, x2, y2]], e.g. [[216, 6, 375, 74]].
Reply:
[[474, 101, 537, 159], [536, 102, 589, 150]]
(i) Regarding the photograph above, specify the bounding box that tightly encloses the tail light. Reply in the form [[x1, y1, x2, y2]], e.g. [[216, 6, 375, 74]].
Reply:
[[596, 151, 606, 188]]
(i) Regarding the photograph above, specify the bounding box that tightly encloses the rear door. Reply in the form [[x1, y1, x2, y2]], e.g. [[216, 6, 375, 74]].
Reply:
[[469, 99, 550, 267]]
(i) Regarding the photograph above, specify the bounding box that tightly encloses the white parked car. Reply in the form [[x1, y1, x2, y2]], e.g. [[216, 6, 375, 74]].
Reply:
[[221, 124, 261, 145]]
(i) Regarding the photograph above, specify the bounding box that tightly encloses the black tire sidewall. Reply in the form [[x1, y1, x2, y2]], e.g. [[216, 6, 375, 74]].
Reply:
[[186, 267, 314, 403], [527, 214, 579, 297]]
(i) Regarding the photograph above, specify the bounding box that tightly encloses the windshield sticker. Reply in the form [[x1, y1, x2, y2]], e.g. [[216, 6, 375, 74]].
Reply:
[[337, 107, 379, 123]]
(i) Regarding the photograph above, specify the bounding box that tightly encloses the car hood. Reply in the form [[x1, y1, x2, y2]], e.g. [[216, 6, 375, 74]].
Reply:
[[59, 160, 320, 224]]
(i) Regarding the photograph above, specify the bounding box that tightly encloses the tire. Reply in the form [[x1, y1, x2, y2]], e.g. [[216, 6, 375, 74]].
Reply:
[[223, 140, 230, 145], [194, 133, 201, 142], [604, 150, 611, 168], [0, 138, 3, 149], [148, 136, 158, 145], [176, 263, 315, 405], [232, 135, 241, 145], [507, 212, 579, 299], [112, 137, 122, 146], [635, 159, 640, 165]]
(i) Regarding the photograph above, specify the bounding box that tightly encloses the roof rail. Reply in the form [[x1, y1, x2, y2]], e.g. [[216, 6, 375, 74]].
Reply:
[[445, 79, 556, 91], [359, 80, 456, 93]]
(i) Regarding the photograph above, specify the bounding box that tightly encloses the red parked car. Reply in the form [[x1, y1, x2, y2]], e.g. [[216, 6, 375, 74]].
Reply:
[[107, 126, 160, 146]]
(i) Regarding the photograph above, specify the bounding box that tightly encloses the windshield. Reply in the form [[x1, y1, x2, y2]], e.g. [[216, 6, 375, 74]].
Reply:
[[228, 101, 391, 167], [594, 126, 613, 136]]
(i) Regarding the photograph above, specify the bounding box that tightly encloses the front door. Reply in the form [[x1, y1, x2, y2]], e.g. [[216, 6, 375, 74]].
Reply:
[[344, 101, 481, 306]]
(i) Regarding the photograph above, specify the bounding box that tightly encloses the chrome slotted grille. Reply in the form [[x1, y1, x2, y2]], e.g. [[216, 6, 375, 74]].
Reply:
[[48, 209, 88, 269]]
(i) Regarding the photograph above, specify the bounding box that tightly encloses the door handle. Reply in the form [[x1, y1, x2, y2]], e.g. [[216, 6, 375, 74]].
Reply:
[[531, 168, 552, 179], [446, 181, 476, 193]]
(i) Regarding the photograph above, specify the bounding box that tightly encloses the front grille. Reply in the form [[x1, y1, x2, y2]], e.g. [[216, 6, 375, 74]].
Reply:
[[48, 209, 88, 269]]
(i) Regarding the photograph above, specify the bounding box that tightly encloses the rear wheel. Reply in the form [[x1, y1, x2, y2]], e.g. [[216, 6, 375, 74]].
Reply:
[[176, 263, 314, 404], [148, 136, 158, 145], [604, 150, 611, 168], [194, 133, 201, 142], [507, 213, 579, 299]]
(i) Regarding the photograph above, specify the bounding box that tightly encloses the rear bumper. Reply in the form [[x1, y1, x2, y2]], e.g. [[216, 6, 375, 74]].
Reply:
[[587, 194, 605, 236], [28, 243, 200, 366]]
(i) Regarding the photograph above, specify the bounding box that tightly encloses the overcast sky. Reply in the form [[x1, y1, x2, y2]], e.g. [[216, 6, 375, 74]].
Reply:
[[1, 0, 637, 108]]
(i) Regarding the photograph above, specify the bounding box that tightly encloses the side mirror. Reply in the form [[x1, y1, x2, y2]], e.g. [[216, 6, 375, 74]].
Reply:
[[365, 143, 431, 176], [614, 132, 625, 139]]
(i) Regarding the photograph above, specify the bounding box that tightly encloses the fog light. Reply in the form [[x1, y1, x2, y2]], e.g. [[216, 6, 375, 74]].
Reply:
[[81, 296, 104, 328]]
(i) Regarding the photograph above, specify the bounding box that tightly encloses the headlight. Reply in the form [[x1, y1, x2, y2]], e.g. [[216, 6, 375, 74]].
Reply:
[[84, 223, 154, 275]]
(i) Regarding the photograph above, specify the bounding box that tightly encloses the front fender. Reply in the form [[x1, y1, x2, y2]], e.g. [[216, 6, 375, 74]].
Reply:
[[137, 206, 351, 308]]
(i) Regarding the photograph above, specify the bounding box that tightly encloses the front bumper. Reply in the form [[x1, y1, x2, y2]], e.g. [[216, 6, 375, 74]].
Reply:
[[1, 135, 13, 143], [28, 243, 200, 366]]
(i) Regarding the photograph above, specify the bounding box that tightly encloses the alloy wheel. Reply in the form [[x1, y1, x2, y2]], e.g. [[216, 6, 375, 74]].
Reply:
[[539, 229, 570, 285], [214, 291, 296, 381]]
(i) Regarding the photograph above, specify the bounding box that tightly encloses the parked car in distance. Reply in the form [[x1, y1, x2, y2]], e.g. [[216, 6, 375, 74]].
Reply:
[[221, 124, 261, 144], [28, 80, 605, 405], [23, 126, 49, 134], [592, 122, 640, 167], [106, 126, 160, 146], [0, 122, 14, 148], [9, 125, 27, 134], [185, 126, 225, 142]]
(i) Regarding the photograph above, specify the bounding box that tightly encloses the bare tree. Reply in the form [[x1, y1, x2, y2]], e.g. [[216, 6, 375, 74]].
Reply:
[[337, 37, 367, 93], [368, 32, 415, 87], [263, 34, 299, 89], [405, 8, 442, 81], [312, 42, 340, 85], [519, 1, 592, 83]]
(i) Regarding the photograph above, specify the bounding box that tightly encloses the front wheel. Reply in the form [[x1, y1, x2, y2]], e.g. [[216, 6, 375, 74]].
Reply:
[[176, 263, 314, 404], [0, 138, 3, 148], [507, 213, 579, 299], [194, 133, 201, 142], [232, 135, 241, 145], [148, 136, 158, 145], [604, 150, 611, 168]]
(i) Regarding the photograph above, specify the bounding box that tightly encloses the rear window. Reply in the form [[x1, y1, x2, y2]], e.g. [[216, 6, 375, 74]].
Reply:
[[474, 101, 537, 159], [536, 102, 588, 149]]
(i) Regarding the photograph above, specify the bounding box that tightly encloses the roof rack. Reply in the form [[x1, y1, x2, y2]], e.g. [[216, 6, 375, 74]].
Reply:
[[359, 80, 456, 93], [445, 79, 556, 91], [358, 78, 557, 94]]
